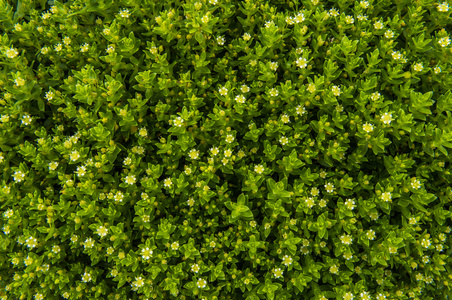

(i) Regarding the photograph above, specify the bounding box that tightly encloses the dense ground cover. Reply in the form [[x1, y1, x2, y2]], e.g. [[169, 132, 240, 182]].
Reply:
[[1, 0, 452, 299]]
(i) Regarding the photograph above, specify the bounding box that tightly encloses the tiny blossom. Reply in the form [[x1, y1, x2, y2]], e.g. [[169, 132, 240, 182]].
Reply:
[[76, 166, 86, 177], [279, 136, 289, 146], [296, 105, 306, 115], [264, 20, 275, 28], [219, 86, 228, 96], [63, 37, 71, 45], [173, 116, 184, 127], [224, 149, 232, 157], [411, 178, 421, 189], [421, 238, 431, 248], [269, 88, 279, 97], [343, 292, 354, 300], [119, 8, 130, 18], [329, 8, 339, 17], [235, 95, 246, 103], [388, 246, 397, 254], [255, 164, 265, 174], [132, 276, 145, 288], [374, 20, 384, 30], [210, 147, 219, 156], [191, 264, 200, 273], [437, 2, 449, 12], [241, 84, 250, 93], [376, 293, 386, 300], [366, 229, 376, 240], [243, 32, 251, 41], [54, 43, 63, 52], [13, 170, 26, 182], [201, 14, 210, 23], [438, 37, 451, 47], [171, 242, 179, 250], [325, 182, 334, 193], [332, 85, 341, 96], [434, 66, 441, 73], [0, 114, 10, 122], [330, 264, 339, 274], [189, 149, 200, 159], [307, 83, 316, 93], [225, 135, 234, 143], [281, 114, 290, 123], [80, 43, 89, 53], [5, 47, 19, 59], [360, 291, 371, 300], [381, 112, 393, 125], [305, 197, 315, 208], [52, 245, 61, 253], [345, 16, 354, 24], [381, 192, 392, 202], [197, 278, 207, 288], [282, 255, 293, 266], [22, 115, 32, 125], [363, 123, 374, 133], [141, 247, 153, 260], [15, 77, 25, 86], [24, 256, 34, 266], [84, 238, 94, 249], [294, 12, 305, 23], [340, 234, 353, 245], [413, 62, 423, 72], [295, 57, 308, 68], [384, 30, 394, 39], [286, 16, 295, 25], [345, 198, 355, 210], [97, 226, 108, 237], [370, 211, 379, 220], [273, 268, 283, 278], [269, 61, 278, 71], [70, 151, 80, 161], [216, 36, 225, 45], [106, 45, 115, 54], [409, 217, 417, 225], [45, 90, 54, 101], [81, 272, 92, 283], [319, 198, 327, 208], [4, 209, 13, 218], [311, 187, 319, 196]]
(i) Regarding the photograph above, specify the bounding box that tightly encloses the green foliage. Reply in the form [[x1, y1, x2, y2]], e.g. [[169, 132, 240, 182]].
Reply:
[[1, 0, 452, 299]]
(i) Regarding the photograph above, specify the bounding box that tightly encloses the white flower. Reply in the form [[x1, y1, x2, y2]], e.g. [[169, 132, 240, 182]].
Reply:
[[344, 292, 354, 300], [279, 136, 289, 146], [187, 197, 195, 206], [163, 178, 172, 187], [106, 45, 115, 54], [371, 92, 381, 101], [216, 36, 225, 45], [15, 77, 25, 86], [225, 134, 234, 143], [138, 128, 147, 137], [296, 105, 306, 115], [191, 264, 200, 273], [201, 15, 209, 23], [363, 123, 374, 133], [273, 268, 283, 278], [332, 85, 341, 96], [81, 272, 92, 283], [63, 37, 71, 45], [434, 66, 441, 74], [305, 197, 315, 208], [411, 178, 421, 189], [235, 95, 246, 103], [329, 264, 339, 274], [84, 238, 94, 249], [52, 245, 61, 253], [374, 20, 384, 30], [269, 61, 278, 71], [381, 112, 393, 125], [197, 278, 207, 288], [255, 164, 265, 174], [366, 229, 376, 240], [141, 247, 153, 260], [224, 149, 232, 157], [421, 238, 431, 248], [80, 43, 89, 53], [103, 28, 111, 35], [13, 170, 26, 182], [345, 198, 355, 210], [70, 151, 80, 161], [295, 57, 308, 68], [125, 175, 136, 185], [264, 20, 275, 28], [360, 291, 371, 300], [282, 255, 293, 266], [22, 115, 32, 125], [345, 16, 354, 24], [26, 237, 38, 249], [119, 8, 130, 18], [45, 90, 54, 101], [281, 114, 290, 123], [360, 0, 369, 8], [329, 8, 339, 17], [413, 62, 423, 72], [0, 115, 10, 123], [76, 166, 86, 177], [340, 234, 353, 245], [307, 83, 316, 93], [269, 88, 279, 97], [241, 84, 250, 93], [294, 12, 305, 23], [243, 32, 251, 41], [437, 2, 449, 12], [97, 226, 108, 237], [132, 276, 145, 288], [325, 182, 334, 193], [54, 43, 63, 52], [438, 36, 451, 47], [384, 30, 394, 39], [381, 192, 392, 202], [173, 116, 184, 127], [210, 147, 219, 156], [5, 47, 19, 59], [219, 86, 228, 96], [3, 209, 13, 218]]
